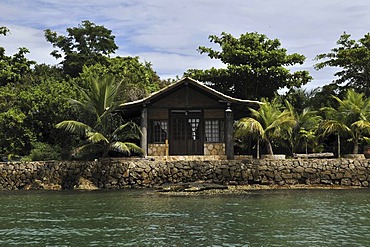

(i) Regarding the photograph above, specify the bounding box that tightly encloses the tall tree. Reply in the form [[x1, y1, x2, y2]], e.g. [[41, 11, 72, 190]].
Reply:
[[56, 75, 142, 159], [0, 73, 79, 158], [315, 32, 370, 96], [185, 32, 312, 100], [0, 27, 36, 86], [44, 20, 118, 77], [77, 56, 162, 101]]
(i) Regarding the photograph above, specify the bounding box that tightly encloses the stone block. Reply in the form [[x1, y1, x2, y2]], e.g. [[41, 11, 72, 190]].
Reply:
[[340, 178, 352, 186], [281, 173, 293, 179]]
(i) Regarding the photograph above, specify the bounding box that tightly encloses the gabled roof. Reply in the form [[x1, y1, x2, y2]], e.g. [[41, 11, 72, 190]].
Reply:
[[119, 77, 261, 109]]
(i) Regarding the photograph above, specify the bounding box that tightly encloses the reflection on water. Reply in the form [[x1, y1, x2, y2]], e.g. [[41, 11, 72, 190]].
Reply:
[[0, 189, 370, 246]]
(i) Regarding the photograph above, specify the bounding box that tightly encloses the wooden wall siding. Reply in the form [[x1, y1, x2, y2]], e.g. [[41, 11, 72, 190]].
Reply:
[[148, 108, 168, 120], [151, 86, 224, 108], [148, 106, 225, 120], [204, 109, 224, 119]]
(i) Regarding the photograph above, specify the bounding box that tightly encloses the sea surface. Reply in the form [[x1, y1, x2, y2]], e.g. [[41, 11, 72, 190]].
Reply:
[[0, 188, 370, 246]]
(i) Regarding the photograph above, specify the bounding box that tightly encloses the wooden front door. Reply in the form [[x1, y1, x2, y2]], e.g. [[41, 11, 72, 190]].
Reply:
[[170, 110, 203, 155]]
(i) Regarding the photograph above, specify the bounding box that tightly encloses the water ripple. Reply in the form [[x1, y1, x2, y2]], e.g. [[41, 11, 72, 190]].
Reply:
[[0, 189, 369, 246]]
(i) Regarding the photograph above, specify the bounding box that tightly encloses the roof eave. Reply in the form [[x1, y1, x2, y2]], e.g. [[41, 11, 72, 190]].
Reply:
[[118, 77, 262, 109]]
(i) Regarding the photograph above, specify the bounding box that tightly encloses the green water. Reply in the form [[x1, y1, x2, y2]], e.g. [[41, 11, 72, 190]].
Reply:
[[1, 189, 370, 246]]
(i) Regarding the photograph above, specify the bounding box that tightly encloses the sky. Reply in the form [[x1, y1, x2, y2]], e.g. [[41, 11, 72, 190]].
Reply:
[[1, 0, 370, 90]]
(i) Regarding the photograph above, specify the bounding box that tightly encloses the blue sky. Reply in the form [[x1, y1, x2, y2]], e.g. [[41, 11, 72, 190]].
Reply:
[[1, 0, 370, 90]]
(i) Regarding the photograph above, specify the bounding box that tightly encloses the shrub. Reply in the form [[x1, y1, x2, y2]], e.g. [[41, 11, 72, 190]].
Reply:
[[22, 142, 62, 161]]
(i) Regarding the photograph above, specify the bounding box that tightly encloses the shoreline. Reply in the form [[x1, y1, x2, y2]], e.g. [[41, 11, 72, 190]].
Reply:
[[155, 183, 367, 196]]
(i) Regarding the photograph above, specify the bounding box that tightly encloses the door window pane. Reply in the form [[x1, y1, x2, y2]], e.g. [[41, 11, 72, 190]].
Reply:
[[188, 118, 200, 140]]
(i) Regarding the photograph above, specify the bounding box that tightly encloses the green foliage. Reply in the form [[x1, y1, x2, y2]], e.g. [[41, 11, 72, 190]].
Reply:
[[4, 22, 370, 159], [186, 32, 312, 99], [0, 105, 33, 156], [0, 47, 36, 86], [44, 20, 118, 77], [56, 75, 143, 159], [283, 88, 316, 112], [235, 98, 295, 155], [22, 142, 62, 161], [315, 32, 370, 96], [78, 56, 161, 101], [0, 27, 36, 86], [0, 69, 79, 157], [320, 89, 370, 154], [285, 100, 322, 154], [20, 79, 80, 145], [306, 84, 343, 110]]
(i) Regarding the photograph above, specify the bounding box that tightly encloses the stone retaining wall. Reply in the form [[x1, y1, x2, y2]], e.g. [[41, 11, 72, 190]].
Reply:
[[204, 143, 225, 155], [148, 143, 166, 156], [0, 158, 369, 190]]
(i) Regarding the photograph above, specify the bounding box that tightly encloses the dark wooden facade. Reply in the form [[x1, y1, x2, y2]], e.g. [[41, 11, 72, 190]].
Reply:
[[119, 77, 260, 160]]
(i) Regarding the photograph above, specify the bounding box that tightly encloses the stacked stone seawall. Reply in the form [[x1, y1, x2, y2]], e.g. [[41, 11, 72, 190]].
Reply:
[[0, 158, 369, 190]]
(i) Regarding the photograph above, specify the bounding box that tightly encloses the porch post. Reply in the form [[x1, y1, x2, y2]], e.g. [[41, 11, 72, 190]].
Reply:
[[140, 105, 148, 157], [225, 106, 234, 160]]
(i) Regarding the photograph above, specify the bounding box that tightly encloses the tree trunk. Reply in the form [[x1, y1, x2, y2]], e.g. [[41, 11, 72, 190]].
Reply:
[[256, 138, 260, 159], [266, 140, 274, 155], [353, 138, 359, 154], [337, 134, 341, 158], [305, 140, 308, 155]]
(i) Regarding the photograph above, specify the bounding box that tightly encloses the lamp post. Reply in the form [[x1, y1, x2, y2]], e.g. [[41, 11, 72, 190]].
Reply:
[[140, 105, 148, 157], [225, 106, 234, 160]]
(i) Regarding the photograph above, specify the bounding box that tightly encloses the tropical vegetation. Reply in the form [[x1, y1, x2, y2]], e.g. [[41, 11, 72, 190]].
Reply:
[[185, 32, 312, 99], [0, 22, 163, 161], [235, 98, 295, 157], [55, 75, 143, 159], [320, 89, 370, 155], [1, 21, 370, 160]]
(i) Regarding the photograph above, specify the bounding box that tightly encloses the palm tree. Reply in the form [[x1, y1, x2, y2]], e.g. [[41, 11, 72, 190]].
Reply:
[[235, 117, 264, 158], [320, 120, 350, 158], [321, 89, 370, 154], [235, 98, 295, 157], [285, 100, 322, 154], [56, 75, 142, 159]]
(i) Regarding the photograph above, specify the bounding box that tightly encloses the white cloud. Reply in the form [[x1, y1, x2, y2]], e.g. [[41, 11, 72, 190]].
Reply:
[[1, 0, 370, 90], [1, 25, 56, 64], [117, 51, 225, 79]]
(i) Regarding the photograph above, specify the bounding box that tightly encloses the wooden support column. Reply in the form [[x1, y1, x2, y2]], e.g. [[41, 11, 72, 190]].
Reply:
[[140, 106, 148, 157], [225, 105, 234, 160]]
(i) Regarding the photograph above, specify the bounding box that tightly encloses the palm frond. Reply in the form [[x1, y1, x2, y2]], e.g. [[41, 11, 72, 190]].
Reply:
[[234, 117, 264, 138], [55, 120, 92, 136], [352, 120, 370, 134], [109, 142, 143, 155], [72, 142, 104, 158], [112, 121, 142, 140], [86, 132, 109, 144], [320, 120, 350, 136]]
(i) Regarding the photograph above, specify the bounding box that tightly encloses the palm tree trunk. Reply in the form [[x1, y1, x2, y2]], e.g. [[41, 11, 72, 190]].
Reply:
[[266, 140, 274, 155], [257, 138, 260, 159], [353, 139, 359, 154], [337, 134, 341, 158], [305, 140, 308, 155]]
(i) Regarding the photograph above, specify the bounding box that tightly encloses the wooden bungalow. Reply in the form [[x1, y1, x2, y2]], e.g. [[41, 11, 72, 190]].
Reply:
[[119, 77, 261, 160]]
